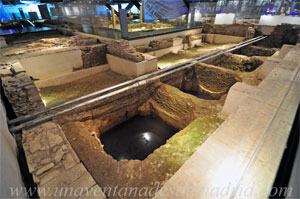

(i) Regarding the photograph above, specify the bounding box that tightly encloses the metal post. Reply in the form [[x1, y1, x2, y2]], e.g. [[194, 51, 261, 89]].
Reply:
[[120, 8, 129, 38]]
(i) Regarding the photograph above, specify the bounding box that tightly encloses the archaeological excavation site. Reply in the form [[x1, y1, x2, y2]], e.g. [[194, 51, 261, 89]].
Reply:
[[1, 1, 300, 199]]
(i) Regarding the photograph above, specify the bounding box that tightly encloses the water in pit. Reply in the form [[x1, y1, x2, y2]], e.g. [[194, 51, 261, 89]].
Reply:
[[100, 115, 177, 161]]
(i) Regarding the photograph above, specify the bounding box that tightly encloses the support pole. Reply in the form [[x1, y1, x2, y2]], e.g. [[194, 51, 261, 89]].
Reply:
[[140, 5, 143, 23], [120, 8, 129, 38], [111, 7, 116, 28]]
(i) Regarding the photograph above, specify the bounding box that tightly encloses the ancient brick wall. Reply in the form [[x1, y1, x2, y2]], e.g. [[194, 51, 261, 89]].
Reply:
[[107, 40, 145, 62], [81, 44, 107, 68]]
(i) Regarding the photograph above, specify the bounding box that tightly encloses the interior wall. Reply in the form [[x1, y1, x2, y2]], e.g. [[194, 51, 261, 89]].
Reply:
[[0, 101, 25, 198]]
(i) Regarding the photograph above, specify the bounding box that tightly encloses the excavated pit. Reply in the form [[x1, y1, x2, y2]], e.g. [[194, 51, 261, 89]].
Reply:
[[55, 79, 224, 198], [100, 115, 177, 161], [233, 45, 277, 57], [0, 28, 286, 199], [212, 53, 265, 72], [29, 39, 276, 199]]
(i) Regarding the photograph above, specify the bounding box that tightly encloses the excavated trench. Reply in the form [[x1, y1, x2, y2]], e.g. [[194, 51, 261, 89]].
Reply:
[[40, 44, 276, 198], [100, 115, 177, 161]]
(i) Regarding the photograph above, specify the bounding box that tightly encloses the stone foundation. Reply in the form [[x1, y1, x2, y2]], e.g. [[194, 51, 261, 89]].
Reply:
[[107, 40, 145, 63], [0, 63, 44, 116], [22, 121, 106, 199]]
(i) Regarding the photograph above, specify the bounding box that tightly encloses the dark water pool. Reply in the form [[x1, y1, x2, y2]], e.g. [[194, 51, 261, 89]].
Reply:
[[100, 115, 177, 161]]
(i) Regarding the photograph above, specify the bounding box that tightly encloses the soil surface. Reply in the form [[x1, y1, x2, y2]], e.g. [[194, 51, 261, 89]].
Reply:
[[39, 70, 130, 107]]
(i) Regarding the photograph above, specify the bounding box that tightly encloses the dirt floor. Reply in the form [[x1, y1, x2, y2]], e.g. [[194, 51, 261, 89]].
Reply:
[[39, 70, 131, 107], [157, 43, 235, 68]]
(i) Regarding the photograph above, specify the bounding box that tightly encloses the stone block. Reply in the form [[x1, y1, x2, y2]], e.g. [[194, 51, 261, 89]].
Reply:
[[40, 169, 61, 185], [63, 163, 87, 185], [278, 44, 294, 59], [68, 173, 96, 193], [62, 153, 79, 170], [257, 59, 280, 80], [221, 82, 258, 118], [107, 53, 157, 77], [36, 163, 55, 176], [47, 132, 63, 148], [81, 44, 107, 68], [107, 40, 145, 62]]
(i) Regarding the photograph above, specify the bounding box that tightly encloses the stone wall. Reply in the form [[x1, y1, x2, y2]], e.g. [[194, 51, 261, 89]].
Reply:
[[59, 82, 223, 199], [107, 40, 145, 63], [81, 44, 107, 68], [22, 121, 106, 199], [138, 83, 221, 130], [135, 39, 173, 53], [182, 64, 241, 99], [257, 24, 300, 48], [0, 62, 44, 116], [213, 53, 264, 72], [55, 82, 159, 136], [202, 24, 255, 37], [159, 64, 241, 99]]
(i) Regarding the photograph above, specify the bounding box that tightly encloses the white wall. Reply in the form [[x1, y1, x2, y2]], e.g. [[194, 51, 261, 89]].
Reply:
[[0, 101, 25, 198], [19, 49, 83, 81], [259, 15, 300, 26], [129, 28, 202, 47], [214, 13, 235, 25]]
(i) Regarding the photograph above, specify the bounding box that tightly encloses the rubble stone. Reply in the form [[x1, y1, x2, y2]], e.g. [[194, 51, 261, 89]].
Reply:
[[66, 36, 98, 47], [81, 44, 107, 68], [0, 64, 44, 116], [257, 24, 300, 48], [235, 46, 276, 57], [107, 40, 145, 62]]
